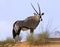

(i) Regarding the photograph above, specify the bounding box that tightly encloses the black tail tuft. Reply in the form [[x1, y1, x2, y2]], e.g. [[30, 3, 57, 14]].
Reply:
[[12, 29, 16, 39]]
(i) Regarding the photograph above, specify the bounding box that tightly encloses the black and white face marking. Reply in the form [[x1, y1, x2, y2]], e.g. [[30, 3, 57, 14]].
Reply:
[[31, 3, 44, 21], [39, 13, 44, 21]]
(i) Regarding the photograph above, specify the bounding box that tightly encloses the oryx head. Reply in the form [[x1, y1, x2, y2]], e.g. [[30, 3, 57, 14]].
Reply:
[[31, 3, 44, 21]]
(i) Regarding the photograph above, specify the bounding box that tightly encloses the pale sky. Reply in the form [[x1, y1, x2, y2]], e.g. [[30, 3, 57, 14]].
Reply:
[[0, 0, 60, 41]]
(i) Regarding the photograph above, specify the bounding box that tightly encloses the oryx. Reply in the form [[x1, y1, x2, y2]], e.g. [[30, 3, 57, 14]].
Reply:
[[12, 3, 44, 42]]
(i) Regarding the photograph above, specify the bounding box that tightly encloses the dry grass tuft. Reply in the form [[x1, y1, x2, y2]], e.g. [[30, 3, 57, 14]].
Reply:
[[0, 37, 15, 47], [26, 32, 49, 45]]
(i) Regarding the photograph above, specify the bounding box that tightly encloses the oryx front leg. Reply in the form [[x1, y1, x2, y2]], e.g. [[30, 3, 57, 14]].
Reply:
[[30, 28, 34, 35]]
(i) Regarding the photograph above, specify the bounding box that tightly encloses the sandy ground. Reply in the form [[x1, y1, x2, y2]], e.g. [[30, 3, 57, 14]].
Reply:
[[16, 42, 60, 47], [10, 42, 60, 47], [0, 42, 60, 47]]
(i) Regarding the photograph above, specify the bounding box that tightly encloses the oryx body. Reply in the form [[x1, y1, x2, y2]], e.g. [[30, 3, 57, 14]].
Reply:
[[12, 3, 44, 41]]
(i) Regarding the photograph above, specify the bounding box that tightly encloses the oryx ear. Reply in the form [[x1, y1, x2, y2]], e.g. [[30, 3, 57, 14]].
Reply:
[[33, 13, 37, 15], [42, 13, 44, 15]]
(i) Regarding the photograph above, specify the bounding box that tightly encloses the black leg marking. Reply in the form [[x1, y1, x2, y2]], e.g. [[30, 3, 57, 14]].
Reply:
[[30, 28, 34, 34], [13, 29, 16, 39]]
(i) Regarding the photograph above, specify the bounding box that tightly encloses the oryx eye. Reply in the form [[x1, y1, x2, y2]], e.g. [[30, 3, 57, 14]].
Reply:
[[42, 13, 44, 15], [33, 13, 36, 15]]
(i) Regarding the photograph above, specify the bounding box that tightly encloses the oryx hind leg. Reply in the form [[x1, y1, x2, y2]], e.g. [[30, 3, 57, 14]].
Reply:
[[13, 28, 21, 42]]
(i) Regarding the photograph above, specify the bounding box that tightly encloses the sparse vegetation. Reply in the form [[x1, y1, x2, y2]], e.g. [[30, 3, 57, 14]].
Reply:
[[15, 35, 21, 42], [26, 31, 49, 45], [37, 31, 49, 44], [0, 37, 15, 47], [3, 37, 15, 44], [26, 34, 34, 44], [0, 36, 22, 47]]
